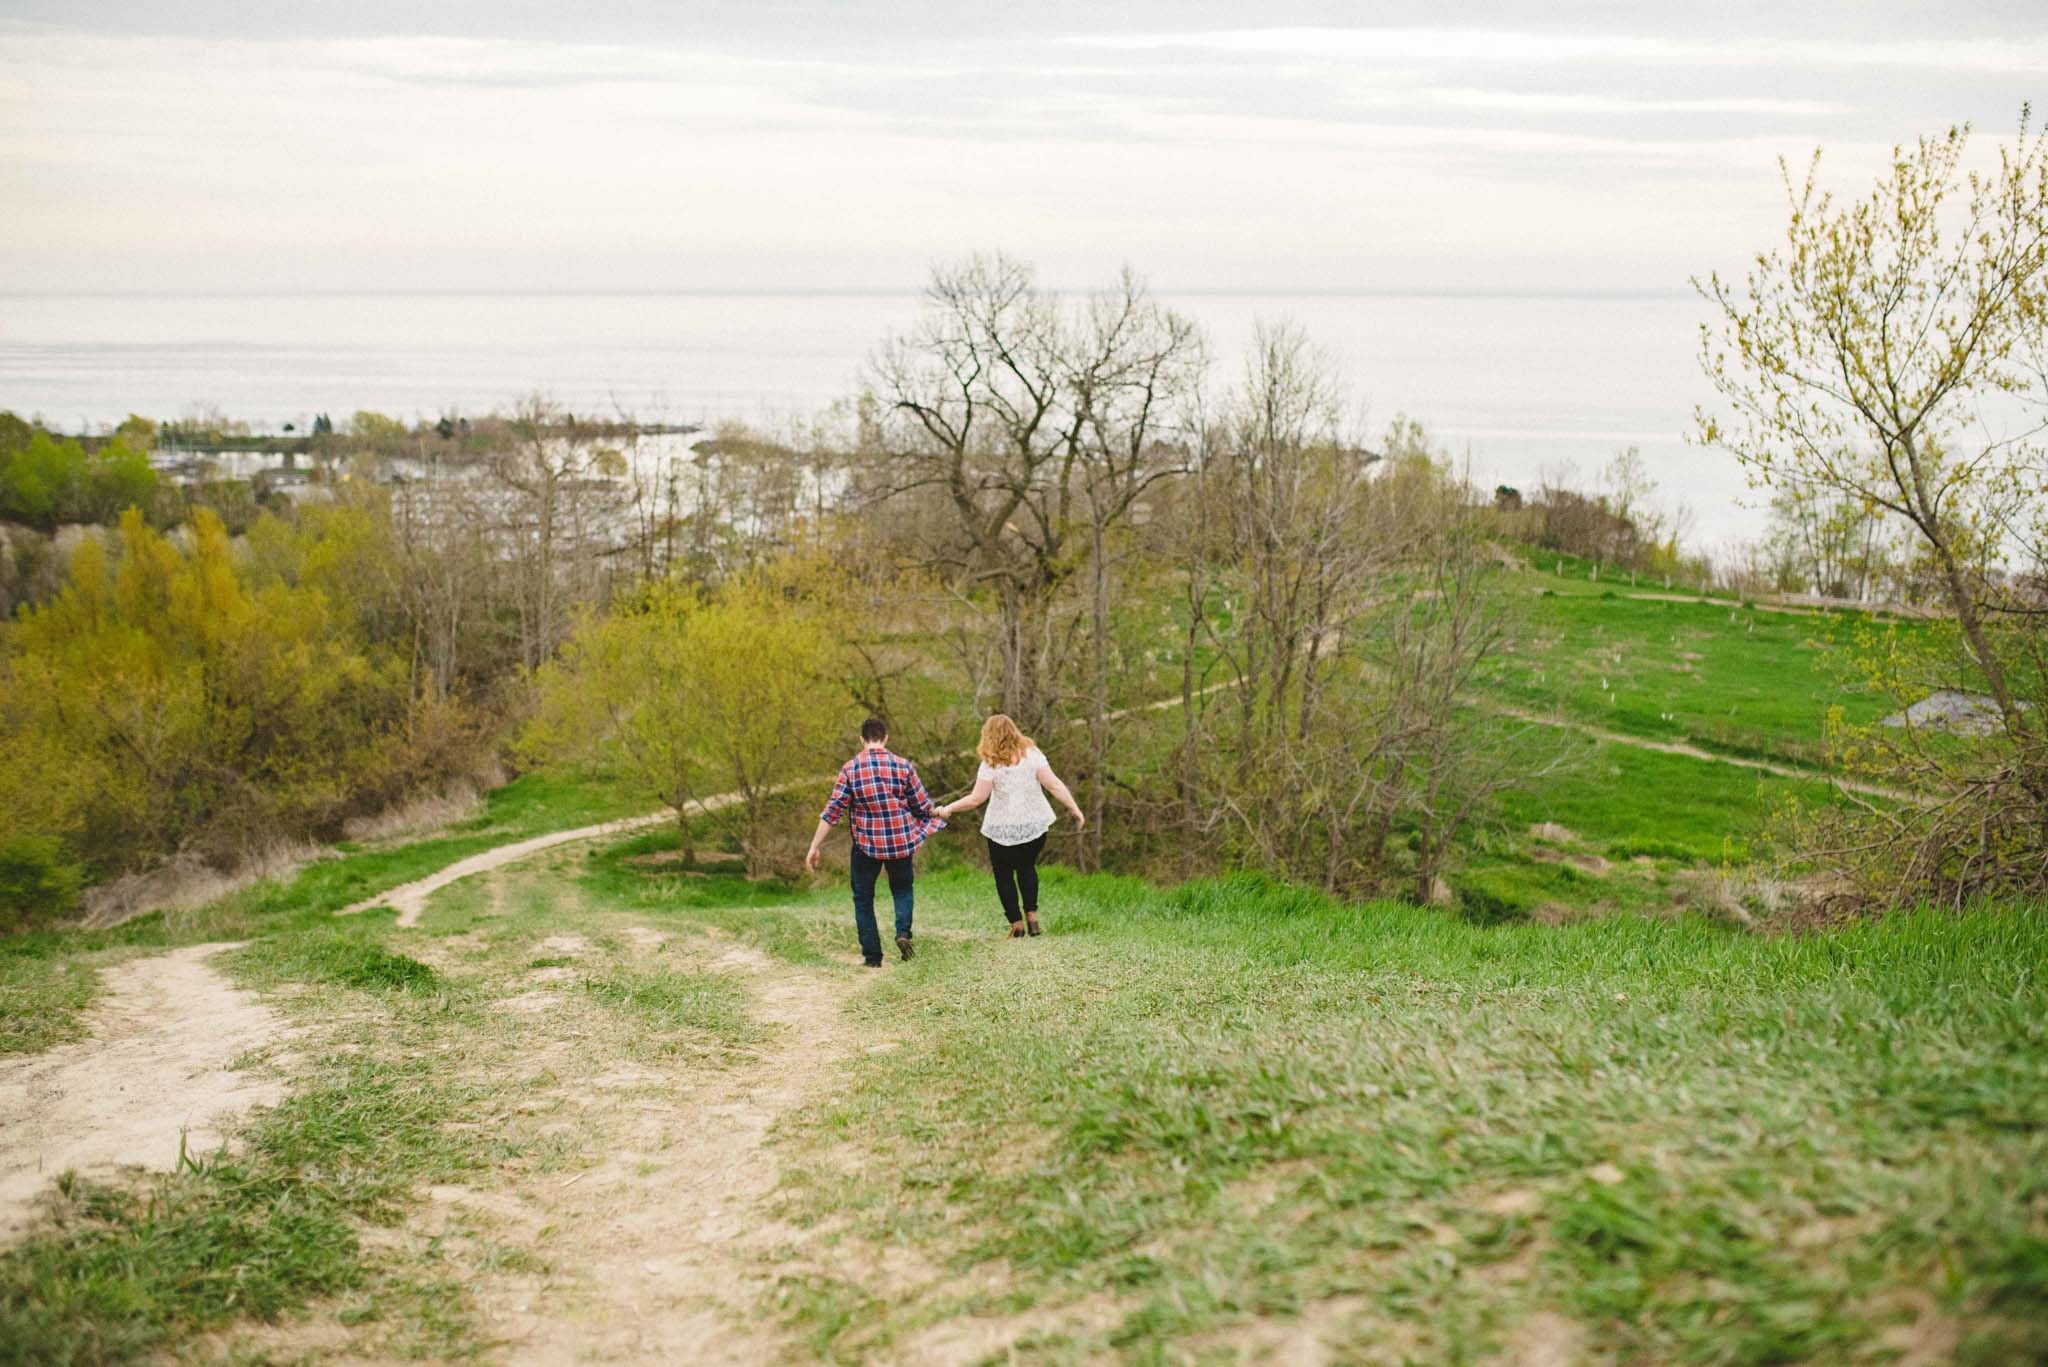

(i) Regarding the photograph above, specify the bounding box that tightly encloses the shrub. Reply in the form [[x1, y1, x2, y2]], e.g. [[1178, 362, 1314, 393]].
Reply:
[[0, 836, 84, 935], [1453, 875, 1531, 925]]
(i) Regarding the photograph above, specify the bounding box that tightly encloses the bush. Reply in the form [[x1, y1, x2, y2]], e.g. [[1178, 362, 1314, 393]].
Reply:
[[0, 836, 84, 935], [1453, 875, 1531, 925]]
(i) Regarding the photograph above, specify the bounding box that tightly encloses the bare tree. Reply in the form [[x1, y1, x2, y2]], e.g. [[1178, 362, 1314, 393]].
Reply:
[[492, 398, 630, 672], [866, 255, 1205, 737]]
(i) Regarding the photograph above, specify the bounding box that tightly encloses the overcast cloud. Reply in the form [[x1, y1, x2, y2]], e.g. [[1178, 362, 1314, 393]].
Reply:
[[1, 2, 2042, 291]]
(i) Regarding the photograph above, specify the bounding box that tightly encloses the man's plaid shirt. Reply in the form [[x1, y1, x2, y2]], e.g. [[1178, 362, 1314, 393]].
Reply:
[[820, 747, 945, 860]]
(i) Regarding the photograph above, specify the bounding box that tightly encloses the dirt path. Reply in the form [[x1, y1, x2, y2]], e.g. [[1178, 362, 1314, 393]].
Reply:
[[1621, 590, 1933, 621], [454, 941, 864, 1363], [339, 813, 675, 927], [0, 943, 289, 1242]]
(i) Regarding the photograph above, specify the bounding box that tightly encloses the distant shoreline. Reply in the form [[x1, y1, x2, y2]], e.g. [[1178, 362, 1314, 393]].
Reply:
[[0, 286, 1698, 303]]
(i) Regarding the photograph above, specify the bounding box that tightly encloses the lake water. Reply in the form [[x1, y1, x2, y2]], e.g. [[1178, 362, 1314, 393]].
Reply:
[[0, 289, 1763, 541]]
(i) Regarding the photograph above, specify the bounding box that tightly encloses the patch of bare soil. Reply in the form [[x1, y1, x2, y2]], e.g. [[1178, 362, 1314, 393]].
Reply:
[[1494, 1310, 1589, 1367], [536, 933, 591, 956], [0, 943, 289, 1243], [891, 1292, 1128, 1366]]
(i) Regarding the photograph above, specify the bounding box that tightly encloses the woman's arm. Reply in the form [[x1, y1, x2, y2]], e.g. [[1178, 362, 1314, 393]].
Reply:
[[1035, 764, 1087, 828], [937, 777, 993, 819]]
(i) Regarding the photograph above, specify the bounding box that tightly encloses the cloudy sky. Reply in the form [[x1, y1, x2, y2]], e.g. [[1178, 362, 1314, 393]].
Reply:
[[2, 2, 2043, 292]]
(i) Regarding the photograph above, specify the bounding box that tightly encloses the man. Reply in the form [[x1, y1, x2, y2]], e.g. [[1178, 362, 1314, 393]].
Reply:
[[806, 718, 945, 967]]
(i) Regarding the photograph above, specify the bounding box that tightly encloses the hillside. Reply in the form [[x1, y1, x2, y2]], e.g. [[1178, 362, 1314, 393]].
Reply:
[[3, 820, 2042, 1364], [0, 441, 2032, 1367]]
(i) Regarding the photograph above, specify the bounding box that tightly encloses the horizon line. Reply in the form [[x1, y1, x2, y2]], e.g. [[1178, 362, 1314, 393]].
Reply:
[[0, 285, 1697, 302]]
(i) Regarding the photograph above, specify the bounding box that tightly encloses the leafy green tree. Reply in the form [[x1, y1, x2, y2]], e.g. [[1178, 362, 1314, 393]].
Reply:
[[1697, 114, 2046, 740], [523, 574, 851, 873], [0, 428, 156, 528], [0, 508, 417, 874]]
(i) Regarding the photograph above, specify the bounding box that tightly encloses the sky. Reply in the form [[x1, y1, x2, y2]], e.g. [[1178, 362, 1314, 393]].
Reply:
[[1, 2, 2044, 293]]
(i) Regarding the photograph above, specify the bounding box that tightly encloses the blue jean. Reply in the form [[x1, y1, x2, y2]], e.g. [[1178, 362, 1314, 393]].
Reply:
[[850, 846, 914, 964]]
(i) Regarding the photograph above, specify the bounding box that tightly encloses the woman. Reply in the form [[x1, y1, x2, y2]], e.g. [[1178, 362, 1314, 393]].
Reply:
[[937, 714, 1085, 937]]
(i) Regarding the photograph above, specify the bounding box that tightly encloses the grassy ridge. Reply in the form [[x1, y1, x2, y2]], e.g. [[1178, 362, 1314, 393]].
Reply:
[[5, 820, 2041, 1363]]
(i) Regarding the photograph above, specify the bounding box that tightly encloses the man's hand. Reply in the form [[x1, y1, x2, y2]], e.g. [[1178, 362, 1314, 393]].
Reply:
[[1071, 809, 1088, 831], [804, 844, 822, 873]]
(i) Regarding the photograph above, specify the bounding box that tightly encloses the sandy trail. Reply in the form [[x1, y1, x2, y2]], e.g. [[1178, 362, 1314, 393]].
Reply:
[[458, 942, 860, 1363], [339, 812, 676, 927], [0, 943, 289, 1242]]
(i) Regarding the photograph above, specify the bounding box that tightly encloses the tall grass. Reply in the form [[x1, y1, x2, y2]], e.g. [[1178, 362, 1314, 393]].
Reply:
[[784, 867, 2048, 1362]]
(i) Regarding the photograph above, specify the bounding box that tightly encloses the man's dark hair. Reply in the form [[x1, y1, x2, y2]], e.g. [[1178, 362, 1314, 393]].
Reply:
[[860, 717, 889, 744]]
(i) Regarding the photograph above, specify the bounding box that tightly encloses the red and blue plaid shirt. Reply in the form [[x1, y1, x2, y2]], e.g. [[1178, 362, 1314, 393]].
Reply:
[[820, 747, 945, 860]]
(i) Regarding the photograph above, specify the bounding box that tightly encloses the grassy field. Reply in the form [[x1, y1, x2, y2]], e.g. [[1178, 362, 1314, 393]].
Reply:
[[7, 836, 2040, 1364], [1483, 563, 1914, 770]]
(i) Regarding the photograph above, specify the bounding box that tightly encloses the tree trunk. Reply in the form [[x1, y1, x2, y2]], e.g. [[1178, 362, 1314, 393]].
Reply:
[[1085, 517, 1108, 872]]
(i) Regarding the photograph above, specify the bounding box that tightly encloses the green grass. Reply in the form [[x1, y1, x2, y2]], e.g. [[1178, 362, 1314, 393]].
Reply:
[[0, 947, 99, 1054], [1487, 570, 1917, 768], [767, 866, 2048, 1364], [579, 964, 763, 1052], [235, 924, 442, 994], [1493, 726, 1831, 861]]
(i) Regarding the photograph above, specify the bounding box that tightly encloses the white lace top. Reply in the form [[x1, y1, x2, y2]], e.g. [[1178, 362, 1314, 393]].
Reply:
[[977, 746, 1057, 846]]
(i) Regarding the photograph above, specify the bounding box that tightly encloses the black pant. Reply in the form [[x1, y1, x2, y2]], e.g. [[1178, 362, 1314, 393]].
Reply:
[[986, 834, 1046, 923]]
